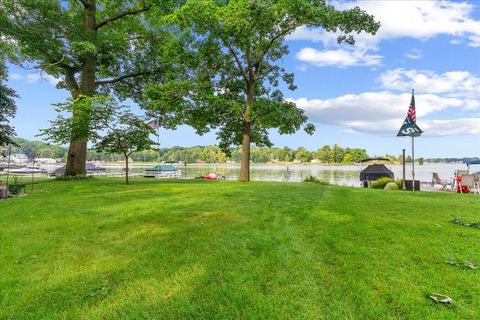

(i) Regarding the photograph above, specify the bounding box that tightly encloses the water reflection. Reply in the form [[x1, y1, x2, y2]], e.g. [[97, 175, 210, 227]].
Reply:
[[40, 163, 471, 187], [107, 163, 468, 187]]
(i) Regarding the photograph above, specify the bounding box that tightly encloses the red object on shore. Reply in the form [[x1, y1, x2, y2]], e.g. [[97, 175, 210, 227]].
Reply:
[[204, 173, 218, 180], [456, 176, 469, 193]]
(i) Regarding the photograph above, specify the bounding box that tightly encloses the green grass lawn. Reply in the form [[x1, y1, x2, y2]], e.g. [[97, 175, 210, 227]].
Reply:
[[1, 178, 479, 319]]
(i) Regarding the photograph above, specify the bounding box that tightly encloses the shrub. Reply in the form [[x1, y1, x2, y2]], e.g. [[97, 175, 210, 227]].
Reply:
[[371, 178, 403, 190], [384, 182, 399, 190], [8, 176, 26, 195], [370, 177, 394, 189], [303, 176, 330, 185]]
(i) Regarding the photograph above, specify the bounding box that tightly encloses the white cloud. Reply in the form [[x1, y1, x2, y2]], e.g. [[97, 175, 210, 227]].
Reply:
[[468, 34, 480, 47], [290, 26, 377, 50], [297, 64, 309, 72], [292, 91, 465, 122], [293, 0, 480, 45], [352, 0, 480, 44], [10, 73, 24, 81], [289, 90, 480, 136], [9, 72, 60, 86], [421, 118, 480, 136], [289, 0, 480, 67], [290, 27, 381, 67], [25, 73, 42, 83], [379, 69, 480, 100], [404, 49, 423, 60], [296, 47, 382, 67]]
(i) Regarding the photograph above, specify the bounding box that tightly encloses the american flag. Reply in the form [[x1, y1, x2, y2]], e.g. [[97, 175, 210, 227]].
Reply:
[[407, 90, 416, 123], [147, 118, 159, 129]]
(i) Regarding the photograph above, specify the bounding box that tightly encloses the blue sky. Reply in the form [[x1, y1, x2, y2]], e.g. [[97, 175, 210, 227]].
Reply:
[[7, 0, 480, 158]]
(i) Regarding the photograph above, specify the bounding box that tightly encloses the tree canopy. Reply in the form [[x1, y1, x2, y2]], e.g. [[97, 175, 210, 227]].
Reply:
[[146, 0, 380, 181], [95, 106, 156, 184], [0, 0, 184, 175]]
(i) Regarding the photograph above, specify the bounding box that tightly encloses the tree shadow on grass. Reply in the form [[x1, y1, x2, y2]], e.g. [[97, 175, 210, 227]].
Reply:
[[7, 183, 478, 318], [3, 183, 330, 319]]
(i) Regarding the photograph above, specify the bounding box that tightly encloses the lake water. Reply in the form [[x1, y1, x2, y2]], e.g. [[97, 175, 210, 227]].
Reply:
[[96, 163, 470, 187]]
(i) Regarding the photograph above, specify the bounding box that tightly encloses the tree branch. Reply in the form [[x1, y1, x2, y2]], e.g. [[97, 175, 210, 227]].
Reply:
[[218, 109, 237, 122], [73, 0, 88, 8], [224, 44, 249, 85], [36, 48, 81, 73], [95, 3, 152, 30], [40, 54, 65, 69], [254, 24, 300, 71], [256, 65, 278, 81], [95, 71, 151, 86], [64, 68, 80, 97], [251, 109, 272, 123]]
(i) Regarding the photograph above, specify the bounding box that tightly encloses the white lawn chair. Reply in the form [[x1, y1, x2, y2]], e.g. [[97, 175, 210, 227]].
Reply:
[[431, 172, 453, 190], [473, 174, 480, 195]]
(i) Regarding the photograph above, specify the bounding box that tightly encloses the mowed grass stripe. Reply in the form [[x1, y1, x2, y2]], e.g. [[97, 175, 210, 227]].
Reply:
[[0, 178, 479, 319]]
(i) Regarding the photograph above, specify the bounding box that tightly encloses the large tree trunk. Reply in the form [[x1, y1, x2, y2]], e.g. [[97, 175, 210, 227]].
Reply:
[[239, 120, 251, 181], [239, 80, 254, 182], [65, 138, 87, 176], [65, 0, 97, 176]]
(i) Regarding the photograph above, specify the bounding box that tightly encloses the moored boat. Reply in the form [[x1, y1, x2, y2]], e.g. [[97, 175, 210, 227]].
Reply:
[[6, 166, 48, 175], [0, 163, 26, 172], [143, 165, 181, 178], [50, 163, 107, 176]]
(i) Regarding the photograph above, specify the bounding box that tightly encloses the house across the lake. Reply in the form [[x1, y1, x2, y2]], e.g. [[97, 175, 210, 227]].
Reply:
[[36, 158, 57, 164], [12, 154, 29, 163]]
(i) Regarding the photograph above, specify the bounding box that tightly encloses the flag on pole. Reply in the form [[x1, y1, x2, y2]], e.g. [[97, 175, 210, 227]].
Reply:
[[397, 90, 422, 137], [397, 116, 422, 137], [407, 92, 416, 122], [397, 89, 421, 192], [147, 118, 159, 129]]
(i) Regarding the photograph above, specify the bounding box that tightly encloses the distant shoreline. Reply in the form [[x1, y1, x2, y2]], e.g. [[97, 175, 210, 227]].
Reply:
[[100, 161, 458, 167]]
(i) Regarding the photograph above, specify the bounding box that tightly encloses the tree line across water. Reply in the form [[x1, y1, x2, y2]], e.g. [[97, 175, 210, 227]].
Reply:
[[8, 138, 369, 164], [11, 137, 477, 165], [9, 137, 480, 165]]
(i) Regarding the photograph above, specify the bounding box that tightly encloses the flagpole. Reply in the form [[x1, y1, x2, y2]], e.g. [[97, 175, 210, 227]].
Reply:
[[31, 148, 35, 192], [397, 88, 421, 192], [411, 89, 415, 192], [157, 117, 160, 179], [402, 148, 406, 190], [6, 144, 11, 196], [411, 136, 415, 192]]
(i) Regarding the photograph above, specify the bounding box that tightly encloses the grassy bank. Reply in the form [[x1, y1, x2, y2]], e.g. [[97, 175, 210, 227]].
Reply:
[[1, 179, 479, 319]]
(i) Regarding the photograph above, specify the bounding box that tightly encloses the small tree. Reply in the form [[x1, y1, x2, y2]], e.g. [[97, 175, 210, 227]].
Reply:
[[95, 112, 155, 184], [41, 95, 117, 147], [42, 95, 155, 183]]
